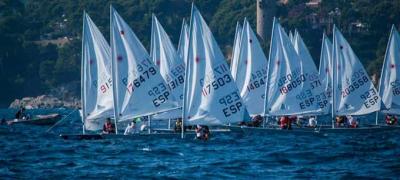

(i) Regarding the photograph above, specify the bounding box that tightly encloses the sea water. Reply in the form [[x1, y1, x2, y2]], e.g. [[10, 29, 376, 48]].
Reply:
[[0, 109, 399, 179]]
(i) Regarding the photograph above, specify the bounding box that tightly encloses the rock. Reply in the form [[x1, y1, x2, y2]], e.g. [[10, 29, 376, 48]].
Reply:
[[9, 95, 81, 109]]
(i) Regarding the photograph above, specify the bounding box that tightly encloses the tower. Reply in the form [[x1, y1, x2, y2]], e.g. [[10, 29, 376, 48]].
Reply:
[[256, 0, 276, 43]]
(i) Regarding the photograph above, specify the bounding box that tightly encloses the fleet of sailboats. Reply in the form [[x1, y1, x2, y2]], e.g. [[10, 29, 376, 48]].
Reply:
[[62, 4, 400, 139]]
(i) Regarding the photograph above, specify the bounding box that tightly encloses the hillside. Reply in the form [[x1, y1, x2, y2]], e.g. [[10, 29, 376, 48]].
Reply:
[[0, 0, 399, 107]]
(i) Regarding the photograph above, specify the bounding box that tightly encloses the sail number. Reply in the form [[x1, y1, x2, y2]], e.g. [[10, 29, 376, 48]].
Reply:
[[247, 76, 266, 92], [219, 91, 243, 117], [360, 88, 379, 108], [122, 67, 157, 94], [201, 74, 232, 96], [341, 75, 369, 98], [279, 74, 306, 95]]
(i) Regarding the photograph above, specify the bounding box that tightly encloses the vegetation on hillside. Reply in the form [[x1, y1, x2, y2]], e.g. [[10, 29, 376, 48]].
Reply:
[[0, 0, 399, 106]]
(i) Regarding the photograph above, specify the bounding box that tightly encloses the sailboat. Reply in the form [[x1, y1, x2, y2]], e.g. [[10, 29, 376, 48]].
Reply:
[[318, 33, 333, 114], [232, 19, 268, 116], [180, 4, 247, 138], [149, 15, 185, 122], [376, 25, 400, 127], [60, 12, 116, 139], [233, 18, 329, 134]]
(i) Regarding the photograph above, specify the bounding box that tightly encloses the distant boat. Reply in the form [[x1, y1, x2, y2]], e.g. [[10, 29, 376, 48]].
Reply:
[[7, 113, 61, 126]]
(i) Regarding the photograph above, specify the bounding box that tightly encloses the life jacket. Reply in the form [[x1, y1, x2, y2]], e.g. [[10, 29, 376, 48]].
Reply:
[[280, 117, 289, 128]]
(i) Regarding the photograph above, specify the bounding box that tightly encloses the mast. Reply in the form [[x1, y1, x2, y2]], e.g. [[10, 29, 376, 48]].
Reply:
[[181, 3, 195, 139], [263, 17, 276, 126], [110, 6, 119, 134], [81, 11, 87, 134], [331, 25, 336, 129]]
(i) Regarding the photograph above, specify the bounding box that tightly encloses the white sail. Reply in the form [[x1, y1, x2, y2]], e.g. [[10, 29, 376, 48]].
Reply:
[[183, 5, 246, 125], [265, 19, 326, 116], [150, 15, 185, 103], [81, 12, 114, 131], [378, 25, 400, 114], [110, 7, 178, 121], [332, 26, 380, 115], [289, 30, 294, 43], [293, 31, 329, 114], [234, 19, 268, 116], [177, 19, 189, 64], [230, 21, 242, 80], [318, 33, 333, 112], [149, 15, 184, 119]]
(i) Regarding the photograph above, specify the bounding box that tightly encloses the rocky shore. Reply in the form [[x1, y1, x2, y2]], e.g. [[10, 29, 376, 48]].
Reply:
[[9, 95, 80, 109]]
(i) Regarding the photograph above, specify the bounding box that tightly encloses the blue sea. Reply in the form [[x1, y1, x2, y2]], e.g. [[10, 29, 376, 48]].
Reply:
[[0, 108, 399, 179]]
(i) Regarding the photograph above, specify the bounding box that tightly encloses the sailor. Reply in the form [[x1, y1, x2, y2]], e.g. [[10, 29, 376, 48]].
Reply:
[[195, 125, 207, 140], [385, 114, 398, 125], [249, 115, 263, 127], [124, 119, 137, 135], [174, 118, 184, 132], [308, 116, 317, 128], [336, 116, 346, 127], [0, 118, 5, 125], [202, 126, 210, 141], [280, 116, 290, 130], [347, 115, 358, 128], [15, 107, 26, 119], [102, 118, 116, 134]]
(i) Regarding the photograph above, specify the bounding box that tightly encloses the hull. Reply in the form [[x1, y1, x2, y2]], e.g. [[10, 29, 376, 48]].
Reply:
[[7, 114, 61, 126], [60, 128, 232, 140]]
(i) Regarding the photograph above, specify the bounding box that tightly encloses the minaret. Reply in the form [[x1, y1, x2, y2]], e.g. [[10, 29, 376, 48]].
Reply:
[[256, 0, 276, 42]]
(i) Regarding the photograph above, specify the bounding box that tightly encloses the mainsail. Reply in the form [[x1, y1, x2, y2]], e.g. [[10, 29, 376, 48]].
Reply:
[[265, 19, 326, 116], [150, 15, 185, 103], [234, 19, 268, 116], [110, 7, 178, 121], [289, 30, 294, 43], [182, 5, 246, 125], [81, 12, 114, 131], [378, 25, 400, 114], [150, 15, 185, 119], [230, 21, 242, 80], [332, 26, 380, 115], [293, 31, 329, 114], [318, 33, 333, 112], [177, 19, 189, 64]]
